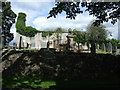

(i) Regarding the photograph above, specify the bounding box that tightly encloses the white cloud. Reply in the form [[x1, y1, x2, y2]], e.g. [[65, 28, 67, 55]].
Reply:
[[33, 14, 95, 31], [10, 1, 54, 42], [11, 2, 54, 26], [103, 22, 118, 39], [10, 0, 119, 43]]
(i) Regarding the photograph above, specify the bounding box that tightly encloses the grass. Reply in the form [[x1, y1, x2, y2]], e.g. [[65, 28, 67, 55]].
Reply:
[[2, 76, 120, 88], [96, 51, 111, 54], [2, 76, 56, 88]]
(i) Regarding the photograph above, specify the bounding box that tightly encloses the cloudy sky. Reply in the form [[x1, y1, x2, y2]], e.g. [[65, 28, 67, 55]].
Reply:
[[10, 0, 118, 43]]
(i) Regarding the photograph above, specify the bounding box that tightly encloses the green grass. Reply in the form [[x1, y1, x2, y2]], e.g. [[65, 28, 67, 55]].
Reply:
[[96, 51, 111, 54], [2, 76, 56, 88], [2, 76, 120, 88]]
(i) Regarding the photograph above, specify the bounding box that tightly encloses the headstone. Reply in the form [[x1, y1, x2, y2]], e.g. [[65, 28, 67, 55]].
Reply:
[[96, 44, 100, 51], [112, 44, 117, 54], [107, 42, 112, 53], [88, 43, 91, 51], [116, 49, 120, 54], [101, 43, 106, 52], [82, 42, 88, 50]]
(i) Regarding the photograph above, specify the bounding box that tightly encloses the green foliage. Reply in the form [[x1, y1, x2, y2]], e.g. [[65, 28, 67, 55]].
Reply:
[[96, 51, 109, 54], [87, 24, 108, 43], [2, 75, 120, 88], [56, 33, 59, 39], [106, 38, 119, 44], [16, 12, 38, 37], [87, 23, 108, 54], [25, 26, 38, 37], [55, 27, 67, 39], [48, 2, 119, 25], [48, 2, 83, 19], [55, 27, 66, 33], [117, 44, 120, 49], [39, 31, 55, 37], [106, 38, 120, 48], [2, 76, 56, 88], [16, 12, 26, 35], [39, 27, 66, 37], [1, 1, 17, 45], [72, 30, 87, 44]]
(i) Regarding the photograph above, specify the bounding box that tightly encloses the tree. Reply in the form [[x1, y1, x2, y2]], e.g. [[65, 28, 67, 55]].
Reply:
[[16, 12, 26, 35], [55, 27, 64, 33], [107, 38, 120, 49], [1, 1, 16, 45], [55, 27, 66, 39], [72, 30, 87, 50], [40, 31, 54, 37], [16, 12, 38, 37], [48, 2, 120, 25], [87, 22, 108, 54]]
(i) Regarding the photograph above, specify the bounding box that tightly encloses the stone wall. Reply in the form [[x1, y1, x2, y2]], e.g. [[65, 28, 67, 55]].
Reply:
[[2, 50, 120, 79]]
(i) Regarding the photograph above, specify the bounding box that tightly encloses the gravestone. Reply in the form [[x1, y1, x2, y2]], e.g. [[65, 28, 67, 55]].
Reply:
[[82, 42, 88, 50], [88, 43, 91, 51], [107, 42, 112, 53], [112, 44, 117, 54], [101, 43, 106, 52], [96, 44, 100, 51]]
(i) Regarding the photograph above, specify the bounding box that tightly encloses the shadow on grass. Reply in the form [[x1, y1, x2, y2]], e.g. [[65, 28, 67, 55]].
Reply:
[[2, 51, 120, 89], [2, 76, 120, 89]]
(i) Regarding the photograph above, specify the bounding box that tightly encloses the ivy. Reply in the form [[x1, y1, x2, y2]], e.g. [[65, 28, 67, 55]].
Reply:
[[38, 31, 55, 37], [25, 26, 39, 37], [16, 12, 38, 37]]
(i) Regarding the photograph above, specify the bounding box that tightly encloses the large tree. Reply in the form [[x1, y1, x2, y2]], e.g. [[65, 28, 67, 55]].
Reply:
[[87, 22, 108, 54], [1, 1, 16, 45], [48, 2, 120, 25]]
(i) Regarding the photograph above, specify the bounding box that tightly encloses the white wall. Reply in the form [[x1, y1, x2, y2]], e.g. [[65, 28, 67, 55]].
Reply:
[[15, 32, 70, 49]]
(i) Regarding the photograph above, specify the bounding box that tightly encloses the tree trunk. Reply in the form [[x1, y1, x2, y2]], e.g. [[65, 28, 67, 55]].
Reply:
[[91, 42, 96, 54]]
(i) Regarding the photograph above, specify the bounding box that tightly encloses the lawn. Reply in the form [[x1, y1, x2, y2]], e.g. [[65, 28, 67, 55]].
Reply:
[[2, 76, 55, 88], [2, 76, 120, 88], [96, 51, 111, 54]]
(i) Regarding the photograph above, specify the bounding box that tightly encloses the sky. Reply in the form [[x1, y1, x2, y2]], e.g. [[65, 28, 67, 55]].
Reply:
[[10, 0, 118, 43]]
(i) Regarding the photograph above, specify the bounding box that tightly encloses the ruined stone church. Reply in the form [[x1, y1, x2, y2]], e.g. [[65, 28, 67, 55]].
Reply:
[[15, 31, 76, 51]]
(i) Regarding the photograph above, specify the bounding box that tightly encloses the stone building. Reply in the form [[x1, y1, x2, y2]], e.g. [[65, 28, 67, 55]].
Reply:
[[15, 31, 75, 51]]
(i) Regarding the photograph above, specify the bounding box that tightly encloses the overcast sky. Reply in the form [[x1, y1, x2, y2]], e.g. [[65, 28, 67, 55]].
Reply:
[[10, 0, 118, 43]]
